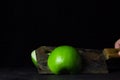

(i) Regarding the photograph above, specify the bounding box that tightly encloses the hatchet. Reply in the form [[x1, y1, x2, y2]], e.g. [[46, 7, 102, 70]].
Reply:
[[31, 46, 120, 74]]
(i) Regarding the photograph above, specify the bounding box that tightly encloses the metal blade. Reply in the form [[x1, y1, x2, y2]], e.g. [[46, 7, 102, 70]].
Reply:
[[78, 49, 108, 74], [35, 46, 108, 74]]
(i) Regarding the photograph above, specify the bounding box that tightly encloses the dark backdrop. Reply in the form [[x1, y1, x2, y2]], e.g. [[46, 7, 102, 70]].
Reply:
[[1, 1, 117, 68]]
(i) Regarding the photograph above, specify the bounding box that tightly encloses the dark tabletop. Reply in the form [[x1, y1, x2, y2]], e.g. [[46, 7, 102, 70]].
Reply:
[[0, 67, 120, 80]]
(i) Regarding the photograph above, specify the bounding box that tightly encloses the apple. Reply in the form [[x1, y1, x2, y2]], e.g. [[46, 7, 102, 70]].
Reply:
[[47, 45, 82, 74], [31, 50, 38, 67]]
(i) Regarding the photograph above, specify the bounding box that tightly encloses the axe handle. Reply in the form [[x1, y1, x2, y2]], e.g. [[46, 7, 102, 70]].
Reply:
[[103, 48, 120, 60]]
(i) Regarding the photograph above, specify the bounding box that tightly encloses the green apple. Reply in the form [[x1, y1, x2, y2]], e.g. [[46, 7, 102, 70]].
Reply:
[[31, 50, 38, 67], [47, 45, 82, 74]]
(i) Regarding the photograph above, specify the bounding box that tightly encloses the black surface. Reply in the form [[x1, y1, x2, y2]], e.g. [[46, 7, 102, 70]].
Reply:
[[0, 67, 120, 80]]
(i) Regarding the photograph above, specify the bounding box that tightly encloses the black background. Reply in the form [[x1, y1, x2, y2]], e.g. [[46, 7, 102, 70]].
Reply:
[[1, 1, 119, 68]]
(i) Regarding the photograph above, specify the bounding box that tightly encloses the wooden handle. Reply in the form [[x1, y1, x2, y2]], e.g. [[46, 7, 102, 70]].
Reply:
[[103, 48, 120, 60]]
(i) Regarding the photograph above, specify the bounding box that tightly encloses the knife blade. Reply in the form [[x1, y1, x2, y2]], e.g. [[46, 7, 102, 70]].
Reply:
[[32, 46, 120, 74]]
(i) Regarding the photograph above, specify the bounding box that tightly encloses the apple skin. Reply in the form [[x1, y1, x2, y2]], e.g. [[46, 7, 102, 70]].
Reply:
[[47, 45, 82, 74], [31, 50, 38, 68]]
